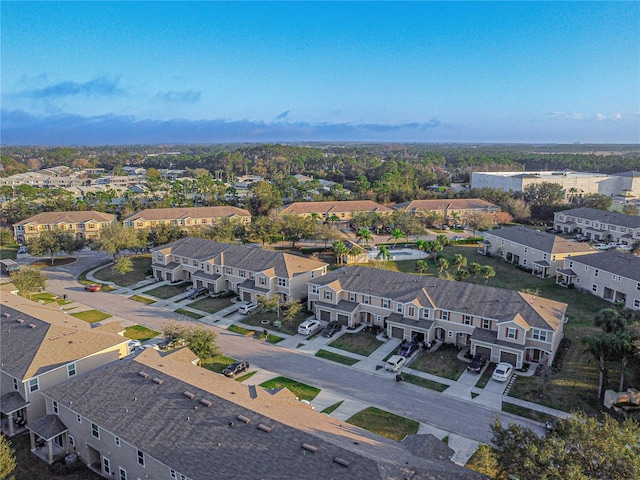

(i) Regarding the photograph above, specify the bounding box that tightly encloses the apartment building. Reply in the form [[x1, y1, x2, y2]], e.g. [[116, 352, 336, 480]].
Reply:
[[279, 200, 392, 224], [152, 237, 327, 303], [34, 348, 482, 478], [0, 288, 129, 440], [13, 210, 116, 243], [553, 207, 640, 245], [556, 251, 640, 311], [392, 198, 499, 224], [308, 266, 567, 368], [123, 206, 251, 231], [479, 226, 596, 277]]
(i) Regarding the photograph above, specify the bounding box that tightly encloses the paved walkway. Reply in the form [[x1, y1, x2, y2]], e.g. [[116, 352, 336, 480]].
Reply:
[[81, 265, 570, 464]]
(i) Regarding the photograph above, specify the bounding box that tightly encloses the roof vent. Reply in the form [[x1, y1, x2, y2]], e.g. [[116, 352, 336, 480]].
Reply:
[[29, 324, 37, 329], [3, 313, 10, 318], [237, 415, 251, 424], [199, 398, 212, 407], [152, 377, 163, 385], [64, 331, 75, 336], [333, 457, 350, 468], [49, 335, 61, 341], [257, 423, 273, 433], [16, 318, 23, 324], [183, 391, 195, 399], [138, 371, 149, 378], [301, 443, 318, 453]]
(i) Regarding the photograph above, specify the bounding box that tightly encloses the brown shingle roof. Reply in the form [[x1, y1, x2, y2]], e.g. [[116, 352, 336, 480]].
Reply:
[[14, 210, 115, 226], [123, 206, 250, 223], [280, 200, 392, 215]]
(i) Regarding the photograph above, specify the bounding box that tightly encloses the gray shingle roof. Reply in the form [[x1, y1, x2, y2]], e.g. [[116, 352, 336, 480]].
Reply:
[[566, 251, 640, 281], [484, 226, 593, 254], [312, 266, 566, 331], [556, 207, 640, 229], [43, 357, 484, 480], [27, 414, 67, 441], [0, 307, 50, 379], [0, 392, 30, 415]]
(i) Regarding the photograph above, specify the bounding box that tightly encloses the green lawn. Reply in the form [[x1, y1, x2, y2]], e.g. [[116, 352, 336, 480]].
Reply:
[[202, 354, 237, 374], [70, 309, 112, 324], [129, 294, 156, 305], [124, 325, 160, 341], [403, 373, 450, 392], [0, 243, 19, 260], [77, 261, 112, 284], [228, 324, 254, 336], [144, 281, 191, 299], [30, 292, 71, 306], [410, 344, 467, 381], [174, 308, 205, 319], [260, 376, 321, 401], [315, 349, 360, 366], [235, 371, 257, 382], [188, 296, 234, 314], [92, 255, 152, 287], [30, 257, 77, 268], [328, 329, 384, 356], [347, 407, 419, 442], [502, 402, 557, 424], [240, 310, 310, 336], [475, 363, 496, 389], [321, 400, 344, 415]]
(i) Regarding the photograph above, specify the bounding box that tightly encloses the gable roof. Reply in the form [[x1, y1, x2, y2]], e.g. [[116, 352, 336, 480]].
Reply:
[[0, 288, 128, 380], [484, 226, 595, 254], [152, 237, 327, 278], [555, 207, 640, 229], [566, 251, 640, 282], [14, 210, 115, 226], [393, 199, 498, 213], [123, 206, 250, 223], [43, 350, 483, 480], [312, 266, 566, 332], [280, 200, 392, 216]]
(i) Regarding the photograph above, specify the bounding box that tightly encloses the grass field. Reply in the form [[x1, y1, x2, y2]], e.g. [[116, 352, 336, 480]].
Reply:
[[129, 294, 156, 305], [188, 296, 234, 313], [328, 329, 384, 356], [260, 376, 321, 401], [410, 343, 467, 381], [30, 257, 77, 268], [321, 400, 344, 415], [144, 281, 190, 299], [124, 325, 160, 341], [70, 309, 112, 324], [202, 354, 237, 374], [174, 308, 205, 319], [0, 242, 19, 260], [347, 406, 419, 442], [240, 310, 310, 336], [315, 349, 360, 365], [402, 373, 450, 392], [30, 292, 71, 306], [92, 255, 151, 287]]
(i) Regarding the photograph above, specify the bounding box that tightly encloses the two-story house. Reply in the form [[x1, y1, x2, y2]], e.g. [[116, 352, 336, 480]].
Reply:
[[35, 348, 483, 478], [553, 207, 640, 245], [392, 199, 499, 226], [479, 226, 596, 277], [151, 237, 328, 303], [123, 206, 251, 232], [13, 211, 116, 243], [308, 266, 567, 368], [0, 288, 129, 440], [279, 200, 392, 225], [556, 251, 640, 311]]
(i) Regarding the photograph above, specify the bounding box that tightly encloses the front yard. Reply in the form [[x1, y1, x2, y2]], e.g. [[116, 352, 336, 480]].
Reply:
[[188, 296, 234, 314], [92, 255, 152, 287], [410, 343, 467, 381], [240, 310, 310, 336], [144, 281, 190, 299], [346, 407, 419, 442], [260, 376, 320, 401], [329, 329, 384, 357], [70, 309, 112, 324], [124, 325, 160, 341]]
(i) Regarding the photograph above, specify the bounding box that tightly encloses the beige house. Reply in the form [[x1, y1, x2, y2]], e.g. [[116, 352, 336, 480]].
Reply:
[[308, 266, 567, 368], [0, 287, 129, 445], [279, 200, 392, 224], [556, 251, 640, 311], [553, 207, 640, 245], [152, 237, 328, 303], [13, 210, 116, 243], [36, 348, 483, 479], [123, 206, 251, 231], [479, 226, 597, 277], [392, 198, 499, 225]]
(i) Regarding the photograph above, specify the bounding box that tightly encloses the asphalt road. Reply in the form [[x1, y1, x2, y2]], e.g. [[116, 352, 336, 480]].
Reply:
[[29, 251, 544, 444]]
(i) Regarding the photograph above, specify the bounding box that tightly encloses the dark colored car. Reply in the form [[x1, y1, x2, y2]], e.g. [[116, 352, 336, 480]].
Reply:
[[84, 284, 102, 292], [223, 361, 250, 378], [321, 321, 342, 338], [187, 287, 209, 300], [467, 353, 487, 373], [397, 340, 420, 357]]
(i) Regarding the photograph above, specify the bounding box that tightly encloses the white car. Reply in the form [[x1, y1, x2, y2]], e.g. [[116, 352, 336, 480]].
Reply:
[[492, 362, 514, 382], [594, 244, 609, 250], [298, 319, 321, 335], [238, 302, 258, 315], [127, 340, 142, 352]]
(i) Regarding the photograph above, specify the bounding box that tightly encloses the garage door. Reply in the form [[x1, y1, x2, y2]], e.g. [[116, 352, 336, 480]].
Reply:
[[337, 314, 349, 326], [475, 346, 492, 359], [500, 352, 517, 367], [319, 310, 330, 321], [242, 292, 252, 302], [391, 326, 404, 339]]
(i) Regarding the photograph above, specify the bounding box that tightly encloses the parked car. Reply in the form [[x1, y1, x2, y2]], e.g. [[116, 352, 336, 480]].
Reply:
[[492, 362, 514, 382], [222, 360, 250, 378], [17, 245, 27, 254], [321, 321, 342, 338], [127, 340, 142, 353], [84, 284, 102, 292], [385, 354, 407, 372], [187, 287, 209, 300], [397, 340, 420, 357], [238, 302, 258, 315], [298, 319, 321, 336], [467, 353, 487, 373], [594, 243, 610, 250]]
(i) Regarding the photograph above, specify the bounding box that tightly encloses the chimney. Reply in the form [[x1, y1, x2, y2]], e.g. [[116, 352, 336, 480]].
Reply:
[[220, 251, 225, 266]]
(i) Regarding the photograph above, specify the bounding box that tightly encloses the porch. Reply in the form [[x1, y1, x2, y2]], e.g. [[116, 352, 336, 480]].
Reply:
[[0, 392, 30, 437], [532, 260, 551, 278], [555, 268, 576, 288], [27, 414, 69, 465]]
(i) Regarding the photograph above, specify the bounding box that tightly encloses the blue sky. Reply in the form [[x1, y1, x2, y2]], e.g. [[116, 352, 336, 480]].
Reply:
[[2, 1, 639, 145]]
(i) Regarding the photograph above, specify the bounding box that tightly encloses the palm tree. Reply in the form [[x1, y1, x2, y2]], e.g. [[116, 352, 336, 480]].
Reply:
[[436, 234, 449, 247], [327, 214, 340, 229], [582, 334, 613, 400], [594, 307, 627, 334], [611, 332, 634, 391], [415, 259, 429, 275], [437, 257, 449, 273], [356, 228, 373, 246], [479, 265, 496, 284], [452, 254, 467, 271], [455, 269, 470, 282], [332, 240, 348, 265], [388, 228, 405, 246], [377, 245, 392, 263], [430, 241, 443, 265], [468, 262, 482, 283], [348, 245, 362, 264]]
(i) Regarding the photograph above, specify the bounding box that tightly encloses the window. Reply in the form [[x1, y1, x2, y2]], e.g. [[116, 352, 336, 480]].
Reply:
[[324, 291, 332, 301], [408, 306, 415, 317], [506, 327, 518, 339], [277, 278, 286, 287], [102, 458, 111, 475], [119, 468, 127, 480], [52, 401, 59, 414], [383, 299, 389, 309], [137, 450, 145, 467], [311, 285, 319, 294], [634, 299, 640, 309], [311, 271, 315, 278], [13, 378, 18, 390], [524, 247, 528, 253], [76, 414, 81, 424], [192, 260, 198, 266], [28, 378, 39, 393], [543, 253, 547, 260], [171, 471, 177, 479], [569, 261, 573, 268], [349, 292, 355, 302], [612, 274, 622, 282], [441, 311, 449, 320], [67, 363, 77, 377], [482, 319, 490, 329], [422, 308, 430, 318], [363, 295, 370, 305], [156, 254, 163, 262], [464, 315, 472, 325], [595, 269, 599, 277], [225, 267, 232, 274], [68, 435, 74, 447], [592, 284, 598, 292], [532, 329, 548, 341], [239, 270, 246, 278], [260, 277, 266, 286], [637, 282, 640, 291], [115, 437, 120, 447], [91, 423, 100, 439], [523, 259, 527, 266], [396, 303, 403, 313]]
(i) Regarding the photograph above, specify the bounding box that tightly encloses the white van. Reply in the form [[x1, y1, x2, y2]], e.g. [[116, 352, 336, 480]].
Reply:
[[385, 355, 407, 372]]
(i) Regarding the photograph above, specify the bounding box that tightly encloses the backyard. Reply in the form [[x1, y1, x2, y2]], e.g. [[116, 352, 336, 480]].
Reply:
[[92, 255, 152, 287]]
